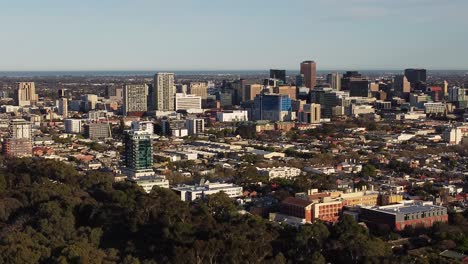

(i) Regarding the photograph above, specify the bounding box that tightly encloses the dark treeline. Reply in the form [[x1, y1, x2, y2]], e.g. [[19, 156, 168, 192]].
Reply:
[[0, 158, 446, 264]]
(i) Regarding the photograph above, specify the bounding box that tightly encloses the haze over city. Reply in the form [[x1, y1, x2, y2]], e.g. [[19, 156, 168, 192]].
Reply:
[[1, 0, 468, 71]]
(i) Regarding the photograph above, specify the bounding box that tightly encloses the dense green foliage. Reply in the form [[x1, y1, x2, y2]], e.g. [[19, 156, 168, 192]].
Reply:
[[0, 157, 435, 264]]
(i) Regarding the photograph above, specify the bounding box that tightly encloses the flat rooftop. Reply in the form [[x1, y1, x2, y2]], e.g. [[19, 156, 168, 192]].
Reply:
[[369, 204, 445, 215]]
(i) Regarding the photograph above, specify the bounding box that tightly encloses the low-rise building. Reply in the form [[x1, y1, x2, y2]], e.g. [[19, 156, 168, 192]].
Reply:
[[257, 166, 301, 179], [172, 181, 243, 201], [216, 110, 249, 122], [129, 175, 170, 193], [360, 202, 448, 231]]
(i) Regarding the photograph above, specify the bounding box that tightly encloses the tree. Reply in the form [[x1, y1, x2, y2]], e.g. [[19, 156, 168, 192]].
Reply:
[[361, 164, 377, 177]]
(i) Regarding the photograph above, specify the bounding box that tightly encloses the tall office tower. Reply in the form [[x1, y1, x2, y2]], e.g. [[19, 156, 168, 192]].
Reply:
[[58, 98, 68, 118], [243, 84, 263, 101], [123, 84, 148, 116], [326, 72, 341, 90], [253, 94, 293, 121], [231, 79, 246, 105], [186, 118, 205, 135], [273, 85, 297, 100], [341, 71, 362, 90], [393, 75, 411, 97], [15, 82, 38, 106], [153, 73, 175, 111], [188, 82, 208, 99], [2, 119, 33, 157], [123, 128, 154, 178], [404, 68, 427, 89], [300, 61, 317, 89], [349, 79, 370, 97], [295, 74, 305, 87], [270, 69, 287, 83]]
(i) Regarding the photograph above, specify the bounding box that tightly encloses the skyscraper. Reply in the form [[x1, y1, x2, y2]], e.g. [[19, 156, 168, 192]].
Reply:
[[300, 61, 317, 89], [295, 74, 305, 87], [253, 94, 293, 121], [270, 69, 287, 83], [393, 75, 411, 98], [58, 98, 68, 118], [123, 84, 149, 116], [404, 68, 427, 90], [153, 73, 175, 111], [15, 82, 38, 106], [326, 72, 341, 90], [123, 126, 154, 178]]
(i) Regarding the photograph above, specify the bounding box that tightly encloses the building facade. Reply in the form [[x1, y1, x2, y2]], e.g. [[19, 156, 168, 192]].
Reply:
[[300, 61, 317, 89], [154, 73, 175, 111], [15, 82, 38, 106], [123, 84, 148, 115], [360, 203, 448, 231]]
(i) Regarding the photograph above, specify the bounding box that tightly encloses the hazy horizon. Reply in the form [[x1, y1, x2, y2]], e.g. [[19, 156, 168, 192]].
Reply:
[[1, 0, 468, 71]]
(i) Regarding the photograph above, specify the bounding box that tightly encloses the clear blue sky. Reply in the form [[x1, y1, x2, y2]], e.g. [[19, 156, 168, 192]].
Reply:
[[1, 0, 467, 71]]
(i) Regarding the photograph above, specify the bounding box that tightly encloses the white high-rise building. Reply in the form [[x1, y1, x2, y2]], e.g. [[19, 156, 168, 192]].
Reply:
[[9, 119, 32, 139], [123, 84, 149, 115], [154, 73, 175, 111]]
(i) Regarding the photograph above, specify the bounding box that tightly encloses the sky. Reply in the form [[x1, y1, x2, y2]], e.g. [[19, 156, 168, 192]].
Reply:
[[0, 0, 467, 71]]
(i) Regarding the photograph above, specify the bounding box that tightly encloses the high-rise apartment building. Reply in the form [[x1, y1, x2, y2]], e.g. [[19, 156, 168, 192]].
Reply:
[[123, 84, 148, 115], [326, 72, 341, 90], [189, 82, 208, 99], [64, 119, 84, 134], [2, 119, 33, 157], [270, 69, 287, 83], [84, 123, 111, 140], [153, 73, 175, 111], [123, 129, 154, 177], [300, 61, 317, 89], [15, 82, 38, 106], [58, 98, 68, 118], [186, 118, 205, 135]]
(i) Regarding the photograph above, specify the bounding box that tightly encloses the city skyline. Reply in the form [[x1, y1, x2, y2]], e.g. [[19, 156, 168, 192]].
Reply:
[[1, 0, 468, 71]]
